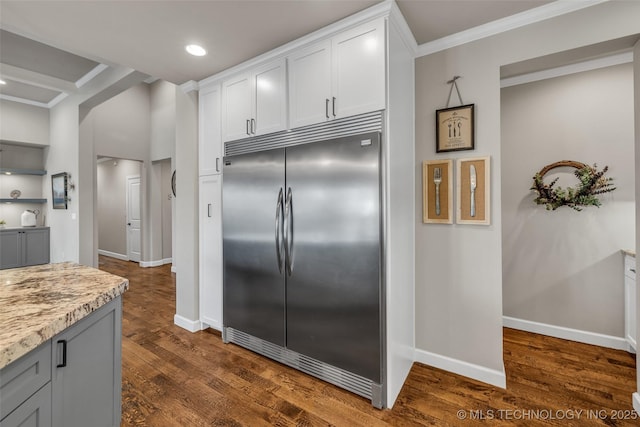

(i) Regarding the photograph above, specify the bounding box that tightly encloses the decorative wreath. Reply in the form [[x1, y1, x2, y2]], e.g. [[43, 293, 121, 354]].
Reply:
[[531, 160, 615, 211]]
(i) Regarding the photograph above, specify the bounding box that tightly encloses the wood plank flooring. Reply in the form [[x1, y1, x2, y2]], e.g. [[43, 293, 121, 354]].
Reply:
[[99, 256, 638, 426]]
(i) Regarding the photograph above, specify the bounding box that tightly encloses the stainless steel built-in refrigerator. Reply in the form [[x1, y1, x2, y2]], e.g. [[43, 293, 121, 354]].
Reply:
[[222, 132, 383, 406]]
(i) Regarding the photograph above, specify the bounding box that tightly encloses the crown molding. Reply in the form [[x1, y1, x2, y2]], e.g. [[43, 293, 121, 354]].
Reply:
[[180, 80, 199, 93], [500, 50, 632, 88], [416, 0, 608, 58]]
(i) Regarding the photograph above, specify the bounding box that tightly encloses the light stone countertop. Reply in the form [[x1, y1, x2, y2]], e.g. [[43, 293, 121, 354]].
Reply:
[[623, 249, 636, 258], [0, 262, 128, 369]]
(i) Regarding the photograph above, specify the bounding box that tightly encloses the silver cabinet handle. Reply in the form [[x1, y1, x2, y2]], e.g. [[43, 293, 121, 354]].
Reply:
[[207, 203, 212, 218], [215, 157, 220, 172], [56, 340, 67, 368], [275, 188, 284, 274], [246, 119, 250, 135], [283, 187, 294, 276], [332, 97, 336, 117], [251, 118, 256, 134], [325, 99, 330, 119]]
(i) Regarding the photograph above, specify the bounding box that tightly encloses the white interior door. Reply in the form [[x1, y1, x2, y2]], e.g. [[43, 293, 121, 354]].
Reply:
[[126, 175, 141, 262]]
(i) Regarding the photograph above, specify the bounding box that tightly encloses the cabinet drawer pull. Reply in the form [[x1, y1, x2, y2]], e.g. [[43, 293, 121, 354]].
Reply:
[[251, 118, 256, 134], [207, 203, 212, 218], [332, 97, 336, 117], [246, 119, 250, 135], [325, 99, 330, 119], [57, 340, 67, 368]]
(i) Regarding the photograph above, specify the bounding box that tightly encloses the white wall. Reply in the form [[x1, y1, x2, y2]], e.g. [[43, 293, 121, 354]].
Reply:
[[174, 86, 200, 329], [501, 64, 635, 339], [97, 159, 142, 257], [0, 100, 49, 145], [414, 1, 640, 386], [150, 80, 176, 162]]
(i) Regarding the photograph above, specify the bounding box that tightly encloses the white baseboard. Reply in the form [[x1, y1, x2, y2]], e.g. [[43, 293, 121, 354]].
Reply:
[[503, 316, 628, 351], [140, 257, 173, 268], [414, 349, 506, 389], [171, 265, 177, 273], [173, 314, 202, 332], [98, 249, 128, 261], [201, 316, 222, 332], [633, 393, 640, 416]]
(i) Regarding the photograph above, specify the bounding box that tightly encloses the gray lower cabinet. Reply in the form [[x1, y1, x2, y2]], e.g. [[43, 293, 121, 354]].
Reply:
[[0, 228, 50, 269], [0, 297, 122, 427]]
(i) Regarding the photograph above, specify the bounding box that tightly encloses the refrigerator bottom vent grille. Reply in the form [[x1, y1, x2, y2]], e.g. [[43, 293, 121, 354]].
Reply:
[[225, 327, 380, 405]]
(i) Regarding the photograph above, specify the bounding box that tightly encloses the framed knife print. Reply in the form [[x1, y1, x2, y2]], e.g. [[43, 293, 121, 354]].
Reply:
[[423, 159, 453, 224], [456, 156, 490, 225]]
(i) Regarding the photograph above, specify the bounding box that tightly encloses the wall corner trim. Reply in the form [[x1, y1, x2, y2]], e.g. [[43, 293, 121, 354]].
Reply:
[[173, 314, 203, 332], [503, 316, 629, 351], [180, 80, 199, 94], [633, 393, 640, 416], [414, 348, 507, 389]]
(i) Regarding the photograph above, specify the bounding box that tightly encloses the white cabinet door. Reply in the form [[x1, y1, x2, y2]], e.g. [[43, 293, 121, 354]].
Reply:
[[288, 40, 332, 129], [253, 58, 287, 136], [332, 17, 386, 119], [199, 175, 223, 330], [222, 74, 252, 142], [199, 85, 222, 176]]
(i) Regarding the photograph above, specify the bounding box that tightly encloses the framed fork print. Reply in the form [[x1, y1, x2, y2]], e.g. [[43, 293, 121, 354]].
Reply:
[[456, 156, 490, 225], [423, 159, 453, 224]]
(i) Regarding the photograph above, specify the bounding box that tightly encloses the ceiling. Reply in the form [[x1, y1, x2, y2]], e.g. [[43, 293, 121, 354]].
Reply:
[[0, 0, 562, 108]]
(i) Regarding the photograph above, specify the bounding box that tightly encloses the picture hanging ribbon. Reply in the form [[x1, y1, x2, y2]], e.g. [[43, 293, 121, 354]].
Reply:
[[446, 76, 464, 107], [531, 160, 615, 211]]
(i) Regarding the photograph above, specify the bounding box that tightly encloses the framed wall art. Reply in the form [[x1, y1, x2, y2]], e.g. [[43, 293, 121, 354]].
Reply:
[[456, 156, 490, 225], [51, 172, 68, 209], [423, 159, 453, 224], [436, 104, 475, 153]]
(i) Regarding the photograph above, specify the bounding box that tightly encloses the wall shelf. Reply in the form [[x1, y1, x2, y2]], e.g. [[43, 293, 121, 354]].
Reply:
[[0, 198, 47, 204], [0, 167, 47, 176]]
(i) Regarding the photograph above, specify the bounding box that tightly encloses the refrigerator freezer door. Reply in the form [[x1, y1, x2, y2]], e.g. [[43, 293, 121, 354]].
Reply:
[[285, 132, 382, 382], [223, 148, 286, 346]]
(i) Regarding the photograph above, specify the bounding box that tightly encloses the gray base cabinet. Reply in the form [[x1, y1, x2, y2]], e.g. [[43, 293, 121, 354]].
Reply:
[[0, 297, 122, 427], [0, 228, 50, 270]]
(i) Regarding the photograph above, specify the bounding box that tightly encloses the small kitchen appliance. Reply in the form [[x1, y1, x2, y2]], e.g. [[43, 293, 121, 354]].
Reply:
[[21, 209, 38, 227]]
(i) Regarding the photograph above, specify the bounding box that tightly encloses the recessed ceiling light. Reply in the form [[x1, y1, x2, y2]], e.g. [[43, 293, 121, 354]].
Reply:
[[0, 79, 6, 85], [186, 44, 206, 57]]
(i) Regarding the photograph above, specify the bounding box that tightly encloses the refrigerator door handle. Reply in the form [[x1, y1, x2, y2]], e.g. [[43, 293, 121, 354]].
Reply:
[[275, 188, 284, 273], [284, 187, 294, 276]]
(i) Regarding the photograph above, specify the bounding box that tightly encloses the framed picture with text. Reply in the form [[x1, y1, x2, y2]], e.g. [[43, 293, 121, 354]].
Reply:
[[436, 104, 475, 153]]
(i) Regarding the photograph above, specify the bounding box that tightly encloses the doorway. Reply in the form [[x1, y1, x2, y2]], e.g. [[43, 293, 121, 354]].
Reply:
[[97, 157, 143, 262], [500, 43, 636, 350]]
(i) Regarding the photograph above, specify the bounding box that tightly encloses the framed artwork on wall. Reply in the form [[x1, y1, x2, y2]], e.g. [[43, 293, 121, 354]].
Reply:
[[423, 159, 453, 224], [51, 172, 68, 209], [456, 156, 490, 225], [436, 104, 475, 153]]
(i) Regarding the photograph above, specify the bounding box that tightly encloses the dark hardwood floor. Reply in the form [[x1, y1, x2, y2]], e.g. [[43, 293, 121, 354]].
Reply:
[[99, 255, 638, 426]]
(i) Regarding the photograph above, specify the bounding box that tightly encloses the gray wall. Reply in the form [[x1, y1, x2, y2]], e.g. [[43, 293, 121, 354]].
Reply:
[[0, 100, 49, 145], [97, 159, 142, 257], [415, 0, 640, 382], [150, 80, 176, 162], [501, 63, 635, 337]]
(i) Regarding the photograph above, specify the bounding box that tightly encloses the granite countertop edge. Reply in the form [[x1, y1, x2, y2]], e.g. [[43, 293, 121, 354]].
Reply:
[[0, 263, 129, 369]]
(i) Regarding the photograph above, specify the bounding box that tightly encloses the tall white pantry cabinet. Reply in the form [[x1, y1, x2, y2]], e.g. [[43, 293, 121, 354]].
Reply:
[[197, 3, 415, 407]]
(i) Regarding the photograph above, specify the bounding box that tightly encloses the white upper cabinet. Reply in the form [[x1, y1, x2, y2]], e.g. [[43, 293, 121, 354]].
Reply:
[[288, 40, 332, 129], [199, 84, 222, 176], [222, 58, 287, 142], [289, 17, 386, 129]]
